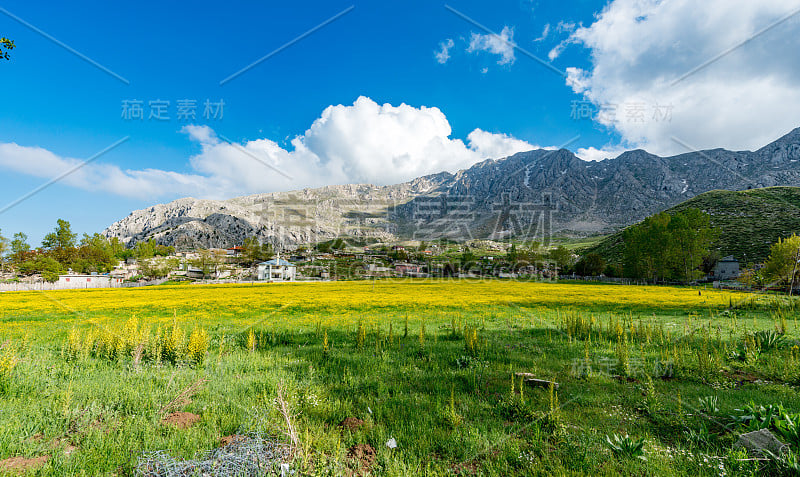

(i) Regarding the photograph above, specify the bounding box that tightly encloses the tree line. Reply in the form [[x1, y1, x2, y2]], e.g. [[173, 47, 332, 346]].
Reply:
[[573, 208, 800, 290], [0, 220, 276, 281]]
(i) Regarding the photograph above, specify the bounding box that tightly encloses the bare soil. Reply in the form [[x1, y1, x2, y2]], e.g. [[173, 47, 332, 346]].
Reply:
[[161, 412, 201, 429], [0, 455, 50, 474]]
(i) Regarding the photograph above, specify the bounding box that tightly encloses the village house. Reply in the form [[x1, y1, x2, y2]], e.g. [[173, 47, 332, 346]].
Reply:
[[257, 255, 297, 282], [366, 263, 394, 277], [395, 262, 423, 276], [710, 255, 740, 280], [57, 273, 123, 289]]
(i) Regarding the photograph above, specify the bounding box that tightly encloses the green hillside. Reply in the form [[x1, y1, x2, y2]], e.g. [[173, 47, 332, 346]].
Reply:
[[584, 187, 800, 265]]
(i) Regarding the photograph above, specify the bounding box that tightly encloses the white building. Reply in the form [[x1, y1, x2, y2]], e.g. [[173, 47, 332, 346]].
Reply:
[[257, 256, 296, 282], [711, 255, 740, 280], [57, 274, 123, 289]]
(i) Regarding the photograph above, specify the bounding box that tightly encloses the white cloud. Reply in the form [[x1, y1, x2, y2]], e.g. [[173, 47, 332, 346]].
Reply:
[[0, 142, 215, 199], [575, 146, 627, 162], [0, 97, 542, 200], [564, 0, 800, 155], [533, 24, 550, 42], [547, 41, 567, 61], [434, 38, 455, 64], [556, 21, 576, 33], [466, 26, 516, 65], [466, 129, 547, 159]]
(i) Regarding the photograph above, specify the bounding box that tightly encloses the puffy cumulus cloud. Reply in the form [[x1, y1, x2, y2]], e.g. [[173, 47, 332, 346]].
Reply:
[[575, 146, 627, 162], [0, 97, 542, 200], [467, 129, 549, 159], [563, 0, 800, 155], [434, 38, 455, 64], [467, 26, 516, 65]]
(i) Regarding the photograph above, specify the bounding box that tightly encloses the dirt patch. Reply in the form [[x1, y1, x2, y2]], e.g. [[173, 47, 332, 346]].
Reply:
[[347, 444, 375, 472], [219, 434, 246, 447], [161, 412, 201, 429], [53, 438, 77, 456], [451, 460, 479, 475], [723, 370, 760, 383], [338, 417, 365, 432], [0, 455, 49, 474], [613, 375, 638, 383]]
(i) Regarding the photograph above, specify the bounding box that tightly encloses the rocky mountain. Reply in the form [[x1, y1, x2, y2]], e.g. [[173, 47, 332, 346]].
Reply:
[[104, 127, 800, 249]]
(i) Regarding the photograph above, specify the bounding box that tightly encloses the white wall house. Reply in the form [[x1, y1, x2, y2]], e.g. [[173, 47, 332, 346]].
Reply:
[[57, 274, 123, 289], [257, 256, 296, 282], [711, 255, 740, 280]]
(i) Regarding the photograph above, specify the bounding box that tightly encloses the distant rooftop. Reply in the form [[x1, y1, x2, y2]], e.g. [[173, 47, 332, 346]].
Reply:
[[259, 258, 295, 266]]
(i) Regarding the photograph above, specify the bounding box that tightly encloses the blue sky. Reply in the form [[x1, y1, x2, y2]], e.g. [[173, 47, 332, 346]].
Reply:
[[1, 0, 799, 243]]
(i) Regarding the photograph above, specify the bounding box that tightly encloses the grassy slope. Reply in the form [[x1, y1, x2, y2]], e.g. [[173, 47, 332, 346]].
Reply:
[[584, 186, 800, 264], [0, 281, 798, 475]]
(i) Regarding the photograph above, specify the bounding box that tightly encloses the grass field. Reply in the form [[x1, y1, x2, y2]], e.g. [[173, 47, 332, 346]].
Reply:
[[0, 280, 798, 475]]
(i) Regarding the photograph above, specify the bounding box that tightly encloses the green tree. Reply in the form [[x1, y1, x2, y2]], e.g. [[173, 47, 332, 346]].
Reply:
[[140, 257, 179, 279], [42, 219, 77, 250], [668, 208, 716, 281], [764, 234, 800, 292], [8, 232, 31, 268], [0, 37, 14, 61], [506, 243, 518, 263], [622, 209, 715, 282], [517, 241, 543, 266], [701, 250, 721, 275], [548, 246, 574, 274], [241, 237, 274, 266], [73, 233, 117, 273], [191, 249, 228, 279], [19, 256, 63, 282], [108, 237, 127, 259], [134, 239, 157, 259], [575, 252, 606, 276], [623, 212, 671, 282], [0, 228, 8, 274], [460, 246, 476, 267], [10, 232, 29, 255]]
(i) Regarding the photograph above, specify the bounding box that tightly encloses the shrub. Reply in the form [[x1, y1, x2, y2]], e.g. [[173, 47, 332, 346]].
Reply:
[[774, 412, 800, 448], [246, 329, 256, 352], [355, 321, 366, 350], [464, 326, 479, 356], [0, 345, 18, 394], [731, 402, 785, 431], [698, 395, 719, 415], [604, 434, 646, 461], [162, 321, 185, 363], [754, 329, 786, 351], [441, 387, 463, 428], [186, 327, 209, 365], [61, 321, 208, 366]]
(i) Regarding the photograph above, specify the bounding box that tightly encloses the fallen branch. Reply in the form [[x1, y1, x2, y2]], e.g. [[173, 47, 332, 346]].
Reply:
[[158, 378, 207, 419], [275, 381, 302, 460]]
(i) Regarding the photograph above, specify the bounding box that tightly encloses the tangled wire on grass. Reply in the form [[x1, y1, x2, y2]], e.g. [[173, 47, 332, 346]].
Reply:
[[135, 434, 291, 477]]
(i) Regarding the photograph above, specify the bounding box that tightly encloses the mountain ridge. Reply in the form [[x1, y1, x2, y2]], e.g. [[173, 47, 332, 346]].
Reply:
[[104, 127, 800, 249]]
